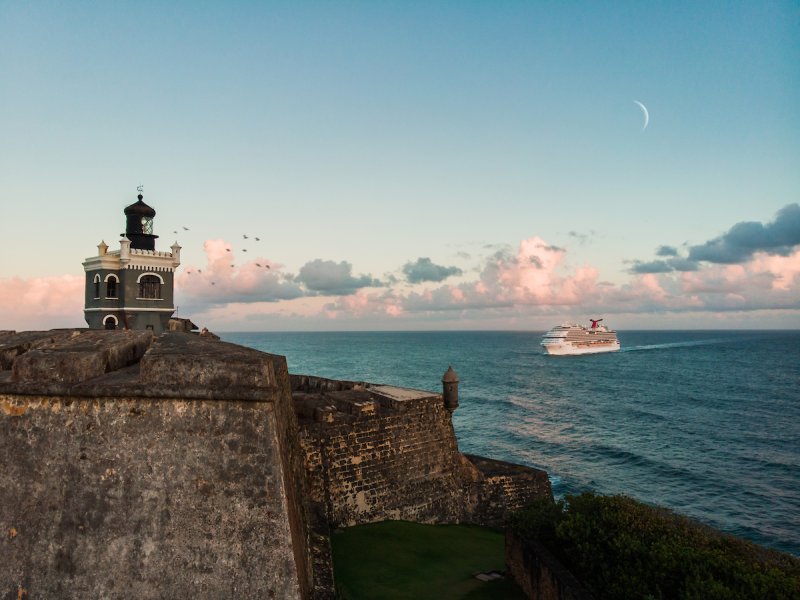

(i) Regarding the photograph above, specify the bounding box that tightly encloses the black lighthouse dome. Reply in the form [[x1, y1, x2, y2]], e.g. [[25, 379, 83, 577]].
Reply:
[[123, 193, 159, 250]]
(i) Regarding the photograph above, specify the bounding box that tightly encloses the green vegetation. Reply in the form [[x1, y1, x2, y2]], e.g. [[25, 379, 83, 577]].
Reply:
[[510, 493, 800, 600], [330, 520, 526, 600]]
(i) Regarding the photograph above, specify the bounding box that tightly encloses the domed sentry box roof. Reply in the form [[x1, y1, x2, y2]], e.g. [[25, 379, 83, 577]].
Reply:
[[123, 193, 159, 250], [442, 365, 459, 383]]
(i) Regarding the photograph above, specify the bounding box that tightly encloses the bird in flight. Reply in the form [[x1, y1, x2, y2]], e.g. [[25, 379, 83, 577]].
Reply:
[[226, 248, 231, 252], [211, 282, 215, 286], [255, 237, 260, 241], [197, 269, 202, 273], [243, 234, 248, 239], [182, 226, 190, 231], [173, 230, 178, 234], [242, 249, 247, 252], [256, 263, 262, 267]]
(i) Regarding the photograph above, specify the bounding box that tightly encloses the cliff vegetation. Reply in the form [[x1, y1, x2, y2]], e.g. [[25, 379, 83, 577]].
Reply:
[[509, 493, 800, 600]]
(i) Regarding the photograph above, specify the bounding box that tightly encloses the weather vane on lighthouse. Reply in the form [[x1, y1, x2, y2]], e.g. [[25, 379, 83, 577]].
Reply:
[[137, 184, 144, 194]]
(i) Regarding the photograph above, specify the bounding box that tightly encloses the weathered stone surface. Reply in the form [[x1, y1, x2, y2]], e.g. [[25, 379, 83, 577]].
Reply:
[[293, 376, 552, 530], [0, 396, 302, 600], [0, 330, 313, 600], [0, 329, 83, 371], [466, 455, 553, 527], [140, 333, 274, 390], [11, 330, 153, 385]]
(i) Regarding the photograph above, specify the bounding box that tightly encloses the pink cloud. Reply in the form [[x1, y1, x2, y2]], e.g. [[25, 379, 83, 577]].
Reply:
[[176, 239, 303, 305], [747, 249, 800, 291], [318, 237, 800, 323], [0, 274, 85, 330], [8, 235, 796, 332]]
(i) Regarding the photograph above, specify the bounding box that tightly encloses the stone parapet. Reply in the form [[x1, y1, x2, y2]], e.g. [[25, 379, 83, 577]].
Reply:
[[465, 455, 553, 527], [11, 330, 153, 386]]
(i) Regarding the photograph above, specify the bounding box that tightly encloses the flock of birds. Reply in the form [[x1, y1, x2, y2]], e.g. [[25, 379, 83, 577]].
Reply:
[[175, 231, 270, 287]]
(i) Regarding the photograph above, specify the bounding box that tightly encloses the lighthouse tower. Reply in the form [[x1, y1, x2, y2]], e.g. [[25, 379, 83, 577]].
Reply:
[[82, 190, 181, 334]]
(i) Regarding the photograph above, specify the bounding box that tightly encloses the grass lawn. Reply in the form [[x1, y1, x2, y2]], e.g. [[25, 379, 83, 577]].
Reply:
[[330, 521, 526, 600]]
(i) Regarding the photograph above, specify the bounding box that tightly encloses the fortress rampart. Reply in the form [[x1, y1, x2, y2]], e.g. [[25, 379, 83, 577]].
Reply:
[[292, 375, 551, 529], [1, 330, 551, 599]]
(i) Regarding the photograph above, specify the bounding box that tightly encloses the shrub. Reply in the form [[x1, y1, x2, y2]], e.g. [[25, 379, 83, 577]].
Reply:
[[509, 493, 800, 600]]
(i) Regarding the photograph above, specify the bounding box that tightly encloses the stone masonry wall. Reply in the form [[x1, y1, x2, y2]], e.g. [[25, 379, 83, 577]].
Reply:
[[298, 388, 475, 527], [293, 376, 552, 530], [0, 330, 312, 600], [1, 396, 299, 600], [466, 455, 553, 527]]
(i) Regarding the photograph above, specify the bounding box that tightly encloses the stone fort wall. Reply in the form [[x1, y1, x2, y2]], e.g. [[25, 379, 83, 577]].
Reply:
[[1, 330, 552, 599], [292, 375, 552, 529], [0, 330, 311, 600]]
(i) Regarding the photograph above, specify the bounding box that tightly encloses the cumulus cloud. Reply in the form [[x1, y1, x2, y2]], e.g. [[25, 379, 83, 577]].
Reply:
[[325, 236, 603, 318], [295, 259, 382, 295], [176, 239, 304, 311], [688, 203, 800, 264], [170, 226, 800, 327], [402, 257, 463, 283], [0, 274, 85, 330], [6, 212, 800, 331], [629, 205, 800, 274]]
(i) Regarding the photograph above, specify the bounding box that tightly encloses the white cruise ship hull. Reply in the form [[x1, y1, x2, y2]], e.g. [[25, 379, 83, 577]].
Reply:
[[541, 341, 620, 356]]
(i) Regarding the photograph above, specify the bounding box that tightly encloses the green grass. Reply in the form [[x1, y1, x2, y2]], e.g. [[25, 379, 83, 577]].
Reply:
[[330, 520, 526, 600]]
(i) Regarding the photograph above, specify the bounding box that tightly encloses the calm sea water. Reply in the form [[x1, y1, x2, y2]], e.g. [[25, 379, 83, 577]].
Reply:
[[221, 330, 800, 556]]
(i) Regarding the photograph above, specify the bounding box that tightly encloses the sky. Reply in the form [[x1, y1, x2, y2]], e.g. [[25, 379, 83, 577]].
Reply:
[[1, 1, 798, 331]]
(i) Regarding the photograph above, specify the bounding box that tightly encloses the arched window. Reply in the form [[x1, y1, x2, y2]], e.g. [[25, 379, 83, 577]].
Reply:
[[93, 275, 101, 299], [103, 315, 118, 329], [105, 274, 119, 299], [138, 274, 162, 299]]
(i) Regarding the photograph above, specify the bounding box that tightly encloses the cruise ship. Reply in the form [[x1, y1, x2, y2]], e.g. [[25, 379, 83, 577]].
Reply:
[[541, 319, 620, 355]]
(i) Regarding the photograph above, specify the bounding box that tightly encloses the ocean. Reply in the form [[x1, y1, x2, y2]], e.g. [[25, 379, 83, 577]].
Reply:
[[220, 330, 800, 556]]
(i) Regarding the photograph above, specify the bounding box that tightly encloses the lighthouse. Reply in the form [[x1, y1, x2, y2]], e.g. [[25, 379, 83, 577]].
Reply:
[[82, 190, 181, 334]]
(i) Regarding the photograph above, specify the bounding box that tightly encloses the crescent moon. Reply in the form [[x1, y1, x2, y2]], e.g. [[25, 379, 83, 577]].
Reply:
[[633, 100, 649, 131]]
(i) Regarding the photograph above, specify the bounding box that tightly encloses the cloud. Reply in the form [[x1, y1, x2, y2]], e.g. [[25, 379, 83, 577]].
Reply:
[[0, 274, 85, 330], [324, 236, 603, 318], [6, 211, 800, 332], [176, 239, 305, 311], [295, 259, 382, 295], [629, 260, 673, 274], [402, 257, 463, 283], [667, 258, 700, 272], [629, 257, 699, 274], [320, 231, 800, 325], [688, 203, 800, 264]]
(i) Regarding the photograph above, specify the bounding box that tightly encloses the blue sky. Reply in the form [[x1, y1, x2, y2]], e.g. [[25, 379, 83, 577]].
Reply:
[[1, 2, 798, 330]]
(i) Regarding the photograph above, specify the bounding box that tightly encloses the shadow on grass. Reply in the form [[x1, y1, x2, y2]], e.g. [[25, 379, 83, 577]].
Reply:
[[331, 521, 526, 600]]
